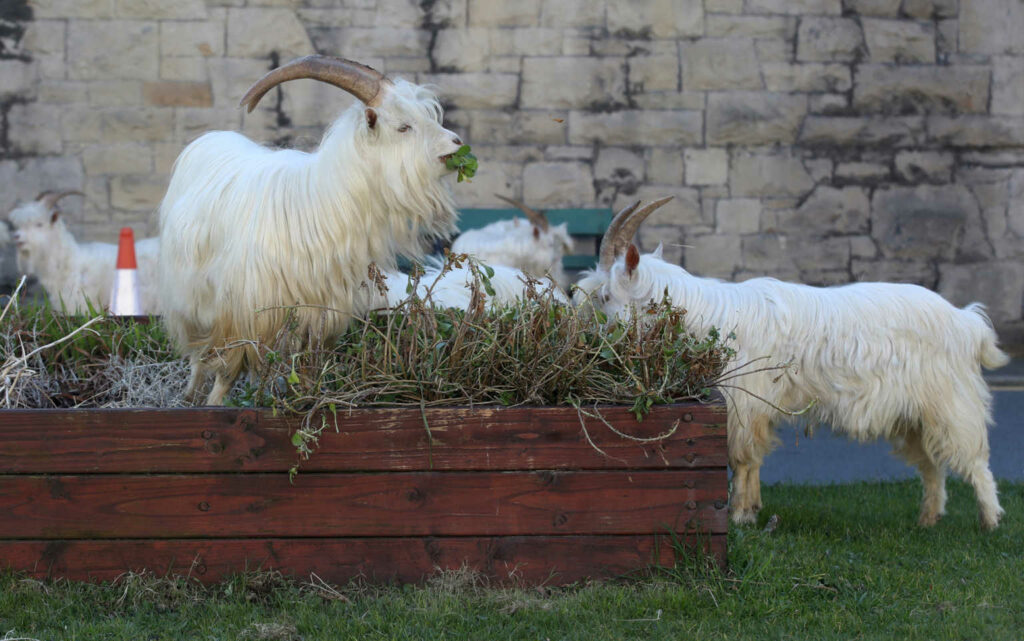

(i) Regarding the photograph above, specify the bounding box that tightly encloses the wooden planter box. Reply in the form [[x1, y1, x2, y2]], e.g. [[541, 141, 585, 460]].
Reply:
[[0, 402, 727, 585]]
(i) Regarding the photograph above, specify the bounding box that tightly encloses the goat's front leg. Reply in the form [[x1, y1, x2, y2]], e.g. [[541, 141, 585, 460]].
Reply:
[[729, 463, 758, 525]]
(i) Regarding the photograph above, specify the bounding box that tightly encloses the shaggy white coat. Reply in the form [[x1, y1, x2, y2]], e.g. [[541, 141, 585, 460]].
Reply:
[[451, 218, 574, 289], [8, 199, 160, 314], [579, 246, 1010, 530], [159, 79, 462, 405]]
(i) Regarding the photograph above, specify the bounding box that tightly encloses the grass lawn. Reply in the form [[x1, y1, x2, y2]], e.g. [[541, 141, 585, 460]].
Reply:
[[2, 479, 1022, 640]]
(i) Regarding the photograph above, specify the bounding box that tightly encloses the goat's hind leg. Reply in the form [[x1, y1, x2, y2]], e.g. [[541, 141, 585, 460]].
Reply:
[[183, 354, 208, 404], [893, 429, 947, 527]]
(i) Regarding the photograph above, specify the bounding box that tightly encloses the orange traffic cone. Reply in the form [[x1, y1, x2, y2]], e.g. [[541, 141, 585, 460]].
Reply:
[[109, 227, 143, 316]]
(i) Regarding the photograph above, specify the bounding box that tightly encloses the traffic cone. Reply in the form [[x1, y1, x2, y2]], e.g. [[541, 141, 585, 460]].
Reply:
[[109, 227, 143, 316]]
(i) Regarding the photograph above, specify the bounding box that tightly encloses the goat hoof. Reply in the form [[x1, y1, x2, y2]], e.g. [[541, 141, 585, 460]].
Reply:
[[918, 511, 941, 527], [730, 509, 757, 526], [979, 513, 1002, 532]]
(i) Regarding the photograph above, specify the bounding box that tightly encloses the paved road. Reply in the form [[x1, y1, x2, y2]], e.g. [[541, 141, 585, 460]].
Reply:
[[760, 388, 1024, 484]]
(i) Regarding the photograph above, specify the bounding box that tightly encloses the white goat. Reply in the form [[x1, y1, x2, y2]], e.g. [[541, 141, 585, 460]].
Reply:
[[7, 191, 160, 314], [575, 199, 1010, 530], [450, 195, 573, 289], [159, 55, 464, 405], [364, 260, 567, 311]]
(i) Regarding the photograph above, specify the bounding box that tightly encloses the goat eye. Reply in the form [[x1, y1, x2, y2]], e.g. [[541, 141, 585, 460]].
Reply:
[[397, 124, 411, 133]]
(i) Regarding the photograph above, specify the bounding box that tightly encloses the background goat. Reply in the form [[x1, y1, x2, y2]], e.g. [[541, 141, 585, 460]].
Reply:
[[451, 194, 573, 289], [8, 191, 159, 314], [576, 200, 1010, 530], [159, 55, 464, 405]]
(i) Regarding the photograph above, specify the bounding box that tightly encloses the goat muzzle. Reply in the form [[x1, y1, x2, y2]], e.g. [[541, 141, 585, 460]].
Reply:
[[239, 54, 392, 113]]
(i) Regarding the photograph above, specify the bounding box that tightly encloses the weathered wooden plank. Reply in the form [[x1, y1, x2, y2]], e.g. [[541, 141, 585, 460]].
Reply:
[[0, 535, 725, 585], [0, 471, 728, 538], [0, 404, 727, 473]]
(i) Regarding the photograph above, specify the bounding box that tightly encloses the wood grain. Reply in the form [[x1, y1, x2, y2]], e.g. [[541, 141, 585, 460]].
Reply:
[[0, 404, 726, 473], [0, 535, 725, 585], [0, 471, 728, 538]]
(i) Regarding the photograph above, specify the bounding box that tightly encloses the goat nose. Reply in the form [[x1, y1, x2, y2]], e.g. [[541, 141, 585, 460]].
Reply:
[[452, 136, 463, 146]]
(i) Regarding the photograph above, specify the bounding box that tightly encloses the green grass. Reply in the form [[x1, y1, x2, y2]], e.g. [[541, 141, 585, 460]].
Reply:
[[2, 480, 1022, 640]]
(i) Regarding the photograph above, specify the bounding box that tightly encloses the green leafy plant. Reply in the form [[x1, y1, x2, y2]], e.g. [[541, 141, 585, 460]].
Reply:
[[445, 144, 478, 182]]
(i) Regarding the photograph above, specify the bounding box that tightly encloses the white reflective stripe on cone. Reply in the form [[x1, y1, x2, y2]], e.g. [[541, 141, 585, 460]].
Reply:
[[110, 268, 142, 316]]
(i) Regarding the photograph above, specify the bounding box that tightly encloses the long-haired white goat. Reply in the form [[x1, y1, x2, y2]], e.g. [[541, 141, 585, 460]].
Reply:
[[451, 195, 573, 289], [575, 199, 1010, 530], [8, 191, 160, 313], [158, 55, 464, 405]]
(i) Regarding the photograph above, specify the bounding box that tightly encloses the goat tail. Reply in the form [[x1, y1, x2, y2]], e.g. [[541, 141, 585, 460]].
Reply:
[[964, 303, 1011, 370]]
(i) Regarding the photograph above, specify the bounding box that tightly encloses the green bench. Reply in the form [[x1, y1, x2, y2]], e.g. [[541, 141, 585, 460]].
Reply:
[[456, 207, 615, 271]]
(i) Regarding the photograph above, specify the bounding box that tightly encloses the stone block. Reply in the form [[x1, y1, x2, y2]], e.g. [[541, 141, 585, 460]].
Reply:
[[842, 0, 901, 16], [31, 0, 115, 19], [0, 157, 84, 213], [685, 235, 742, 279], [894, 151, 954, 183], [646, 148, 684, 185], [799, 116, 925, 147], [851, 259, 935, 286], [871, 184, 979, 260], [684, 148, 728, 186], [312, 27, 428, 59], [706, 15, 794, 39], [595, 148, 645, 197], [371, 0, 426, 28], [629, 55, 680, 93], [467, 111, 568, 145], [433, 28, 491, 72], [681, 39, 761, 91], [468, 0, 540, 27], [208, 57, 276, 107], [6, 104, 64, 155], [797, 17, 864, 62], [522, 162, 595, 207], [778, 186, 870, 234], [834, 162, 889, 182], [607, 0, 704, 38], [20, 20, 65, 63], [747, 0, 841, 13], [0, 60, 37, 99], [143, 81, 213, 108], [227, 8, 313, 58], [730, 150, 815, 197], [111, 174, 169, 212], [68, 21, 159, 81], [86, 81, 142, 106], [540, 0, 605, 27], [927, 116, 1024, 148], [521, 57, 626, 109], [959, 0, 1024, 55], [854, 65, 989, 114], [420, 73, 518, 109], [630, 90, 706, 110], [631, 185, 704, 226], [861, 18, 934, 63], [716, 199, 761, 234], [706, 92, 807, 145], [161, 21, 225, 58], [939, 261, 1024, 323], [762, 63, 851, 93], [568, 110, 703, 146], [114, 0, 207, 18], [160, 57, 209, 82], [849, 235, 878, 259], [82, 143, 154, 176], [993, 57, 1024, 116], [99, 108, 175, 143], [448, 161, 521, 207]]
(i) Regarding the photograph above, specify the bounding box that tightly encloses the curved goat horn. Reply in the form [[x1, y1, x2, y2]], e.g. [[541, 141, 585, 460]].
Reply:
[[38, 190, 84, 211], [611, 196, 674, 259], [494, 194, 549, 231], [598, 200, 641, 270], [239, 54, 391, 112]]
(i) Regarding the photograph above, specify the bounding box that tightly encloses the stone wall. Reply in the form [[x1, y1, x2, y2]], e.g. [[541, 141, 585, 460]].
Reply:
[[2, 0, 1023, 344]]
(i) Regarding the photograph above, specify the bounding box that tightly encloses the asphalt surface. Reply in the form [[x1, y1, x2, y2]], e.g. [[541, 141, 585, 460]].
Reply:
[[759, 363, 1024, 485]]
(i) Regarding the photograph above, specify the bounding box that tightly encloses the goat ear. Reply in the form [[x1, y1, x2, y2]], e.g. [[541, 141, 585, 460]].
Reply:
[[365, 108, 378, 130], [652, 243, 664, 259], [625, 244, 640, 276], [532, 226, 540, 239]]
